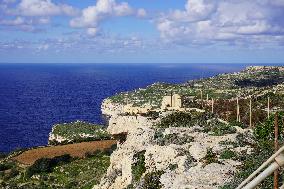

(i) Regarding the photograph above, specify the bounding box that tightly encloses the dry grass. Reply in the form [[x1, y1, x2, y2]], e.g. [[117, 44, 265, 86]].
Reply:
[[12, 140, 117, 165]]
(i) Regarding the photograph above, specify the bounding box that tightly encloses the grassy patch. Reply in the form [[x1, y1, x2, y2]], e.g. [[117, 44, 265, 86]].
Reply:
[[202, 148, 219, 165], [26, 154, 72, 177], [154, 130, 194, 146], [49, 121, 111, 145], [221, 112, 284, 188], [0, 152, 111, 189], [155, 112, 213, 129], [204, 120, 237, 136], [132, 151, 146, 182], [219, 149, 237, 160], [154, 112, 194, 128], [142, 170, 164, 189]]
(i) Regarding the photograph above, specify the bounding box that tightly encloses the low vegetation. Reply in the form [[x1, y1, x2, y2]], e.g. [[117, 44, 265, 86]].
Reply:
[[202, 148, 219, 166], [154, 130, 194, 146], [49, 121, 111, 145], [206, 121, 237, 136], [0, 145, 117, 189], [154, 111, 214, 129], [132, 150, 146, 182], [219, 149, 237, 160], [141, 170, 164, 189], [26, 154, 72, 177], [221, 112, 284, 189]]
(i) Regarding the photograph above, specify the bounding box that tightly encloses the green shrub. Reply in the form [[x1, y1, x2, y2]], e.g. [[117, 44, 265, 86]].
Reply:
[[219, 149, 237, 160], [132, 151, 146, 182], [221, 113, 284, 188], [223, 141, 275, 188], [4, 168, 19, 180], [0, 163, 10, 172], [211, 123, 237, 136], [219, 132, 253, 148], [145, 111, 160, 120], [0, 161, 15, 172], [155, 112, 193, 128], [219, 185, 232, 189], [168, 164, 178, 171], [142, 170, 164, 189], [254, 112, 284, 141], [155, 111, 214, 129], [235, 132, 254, 147], [203, 119, 237, 136], [154, 129, 194, 146], [229, 121, 247, 129], [26, 154, 72, 177], [202, 148, 219, 165]]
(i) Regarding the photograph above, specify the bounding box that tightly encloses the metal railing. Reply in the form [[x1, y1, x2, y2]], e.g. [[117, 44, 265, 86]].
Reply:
[[237, 146, 284, 189]]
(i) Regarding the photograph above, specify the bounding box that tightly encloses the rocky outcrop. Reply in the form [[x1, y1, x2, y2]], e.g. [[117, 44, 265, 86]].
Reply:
[[101, 99, 124, 117], [107, 115, 154, 135], [94, 100, 254, 189], [48, 121, 110, 145]]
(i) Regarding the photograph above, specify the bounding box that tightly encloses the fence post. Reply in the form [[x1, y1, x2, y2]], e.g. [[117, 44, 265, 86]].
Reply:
[[249, 96, 252, 128], [211, 98, 214, 114], [268, 96, 270, 118], [201, 89, 203, 108], [237, 97, 240, 122], [274, 112, 279, 189], [170, 91, 173, 107]]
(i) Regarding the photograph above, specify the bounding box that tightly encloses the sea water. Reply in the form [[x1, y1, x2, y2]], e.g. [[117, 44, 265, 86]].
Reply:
[[0, 63, 247, 152]]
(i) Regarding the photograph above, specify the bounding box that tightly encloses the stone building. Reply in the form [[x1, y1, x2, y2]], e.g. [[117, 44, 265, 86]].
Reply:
[[161, 94, 183, 110]]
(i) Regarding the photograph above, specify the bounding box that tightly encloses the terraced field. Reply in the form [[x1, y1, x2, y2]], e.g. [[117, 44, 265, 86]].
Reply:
[[13, 140, 117, 165]]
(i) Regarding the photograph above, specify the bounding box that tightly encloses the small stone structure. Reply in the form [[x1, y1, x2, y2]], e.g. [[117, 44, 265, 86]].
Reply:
[[161, 93, 183, 110]]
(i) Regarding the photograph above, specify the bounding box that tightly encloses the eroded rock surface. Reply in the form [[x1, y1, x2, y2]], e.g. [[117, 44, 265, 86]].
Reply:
[[95, 102, 254, 189]]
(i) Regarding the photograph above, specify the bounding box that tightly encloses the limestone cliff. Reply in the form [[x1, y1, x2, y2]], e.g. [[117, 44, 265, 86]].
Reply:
[[94, 101, 254, 189], [95, 67, 284, 189]]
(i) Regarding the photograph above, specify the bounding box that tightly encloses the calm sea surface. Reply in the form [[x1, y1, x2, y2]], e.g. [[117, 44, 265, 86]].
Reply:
[[0, 63, 248, 152]]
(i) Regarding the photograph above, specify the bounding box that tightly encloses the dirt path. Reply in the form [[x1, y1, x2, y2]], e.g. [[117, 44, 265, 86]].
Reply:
[[13, 140, 117, 165]]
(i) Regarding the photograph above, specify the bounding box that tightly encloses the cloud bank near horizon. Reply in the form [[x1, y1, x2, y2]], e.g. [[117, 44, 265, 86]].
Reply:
[[0, 0, 284, 63]]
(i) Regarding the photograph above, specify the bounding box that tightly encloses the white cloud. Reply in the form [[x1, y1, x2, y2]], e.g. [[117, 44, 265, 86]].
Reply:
[[0, 0, 78, 32], [87, 27, 98, 37], [169, 0, 216, 22], [70, 0, 147, 37], [70, 0, 133, 28], [16, 0, 78, 17], [0, 16, 52, 32], [155, 0, 284, 47], [0, 17, 25, 26], [37, 44, 49, 51], [38, 17, 50, 24], [137, 8, 147, 18]]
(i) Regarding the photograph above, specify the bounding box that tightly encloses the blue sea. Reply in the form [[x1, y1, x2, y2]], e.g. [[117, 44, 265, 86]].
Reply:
[[0, 63, 248, 152]]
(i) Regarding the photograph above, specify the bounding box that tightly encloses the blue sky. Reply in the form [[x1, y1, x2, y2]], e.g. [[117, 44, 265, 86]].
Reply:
[[0, 0, 284, 63]]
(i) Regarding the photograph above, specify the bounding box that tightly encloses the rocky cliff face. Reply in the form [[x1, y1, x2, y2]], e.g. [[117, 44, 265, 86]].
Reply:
[[94, 101, 254, 189], [101, 99, 124, 117], [96, 67, 284, 189]]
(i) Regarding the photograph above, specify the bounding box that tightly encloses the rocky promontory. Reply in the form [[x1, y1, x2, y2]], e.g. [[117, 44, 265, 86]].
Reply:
[[95, 66, 284, 189], [48, 120, 111, 145], [2, 66, 284, 189]]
